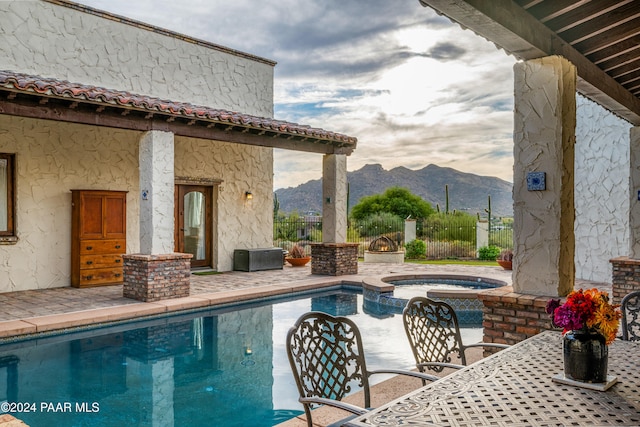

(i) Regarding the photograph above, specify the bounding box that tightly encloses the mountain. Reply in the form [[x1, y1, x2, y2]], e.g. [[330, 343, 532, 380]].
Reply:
[[275, 164, 513, 218]]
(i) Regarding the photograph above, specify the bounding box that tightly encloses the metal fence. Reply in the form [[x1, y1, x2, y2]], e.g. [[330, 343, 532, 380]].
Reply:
[[273, 216, 513, 259]]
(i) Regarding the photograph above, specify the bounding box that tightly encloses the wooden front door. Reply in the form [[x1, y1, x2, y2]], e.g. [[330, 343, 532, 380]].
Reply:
[[175, 185, 212, 268]]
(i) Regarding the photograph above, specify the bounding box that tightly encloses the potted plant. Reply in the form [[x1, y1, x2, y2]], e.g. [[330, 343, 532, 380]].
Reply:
[[497, 249, 513, 270], [286, 244, 311, 267], [545, 288, 621, 383]]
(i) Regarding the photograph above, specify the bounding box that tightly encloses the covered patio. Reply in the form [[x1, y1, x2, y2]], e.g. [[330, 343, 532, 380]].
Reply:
[[414, 0, 640, 345]]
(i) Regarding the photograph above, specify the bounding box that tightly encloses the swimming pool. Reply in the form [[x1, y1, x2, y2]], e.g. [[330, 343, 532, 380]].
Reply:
[[0, 288, 482, 427]]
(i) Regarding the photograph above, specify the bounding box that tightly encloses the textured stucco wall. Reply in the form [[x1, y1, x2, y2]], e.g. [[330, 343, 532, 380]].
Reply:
[[575, 95, 632, 283], [139, 131, 175, 254], [0, 116, 140, 291], [0, 116, 272, 290], [513, 56, 575, 296], [0, 0, 274, 117], [321, 154, 348, 243], [174, 138, 273, 272]]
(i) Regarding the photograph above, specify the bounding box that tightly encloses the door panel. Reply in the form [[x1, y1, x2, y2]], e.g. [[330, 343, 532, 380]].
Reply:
[[175, 185, 212, 268]]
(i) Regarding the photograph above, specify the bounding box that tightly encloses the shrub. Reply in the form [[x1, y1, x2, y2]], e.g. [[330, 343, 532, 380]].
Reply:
[[478, 245, 501, 261], [405, 239, 426, 259]]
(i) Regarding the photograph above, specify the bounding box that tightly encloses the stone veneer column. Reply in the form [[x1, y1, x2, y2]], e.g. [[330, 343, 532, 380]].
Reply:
[[513, 56, 576, 297], [322, 154, 347, 243], [123, 130, 191, 301]]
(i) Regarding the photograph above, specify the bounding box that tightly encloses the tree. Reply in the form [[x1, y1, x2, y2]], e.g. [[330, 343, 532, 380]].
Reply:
[[350, 187, 434, 221]]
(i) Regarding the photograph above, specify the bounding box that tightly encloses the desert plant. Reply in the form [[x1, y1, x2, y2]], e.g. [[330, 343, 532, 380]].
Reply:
[[405, 239, 426, 259], [289, 244, 307, 258], [498, 249, 513, 261]]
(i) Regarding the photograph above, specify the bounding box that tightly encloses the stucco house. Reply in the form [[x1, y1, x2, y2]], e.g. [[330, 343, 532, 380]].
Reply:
[[0, 0, 356, 294]]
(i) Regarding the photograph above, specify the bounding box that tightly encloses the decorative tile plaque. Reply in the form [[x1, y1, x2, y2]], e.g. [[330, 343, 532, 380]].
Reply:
[[527, 171, 546, 191]]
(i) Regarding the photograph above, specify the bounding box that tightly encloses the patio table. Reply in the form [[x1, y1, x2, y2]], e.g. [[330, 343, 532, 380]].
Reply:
[[343, 330, 640, 426]]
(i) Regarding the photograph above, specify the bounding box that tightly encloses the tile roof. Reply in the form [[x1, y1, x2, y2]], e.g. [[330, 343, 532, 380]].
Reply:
[[0, 70, 357, 145]]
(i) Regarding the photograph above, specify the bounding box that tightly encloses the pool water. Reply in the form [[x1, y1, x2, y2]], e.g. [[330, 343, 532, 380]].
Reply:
[[390, 278, 499, 301], [0, 289, 482, 427]]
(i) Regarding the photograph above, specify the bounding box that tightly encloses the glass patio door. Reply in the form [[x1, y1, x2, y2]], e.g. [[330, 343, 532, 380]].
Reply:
[[175, 185, 212, 268]]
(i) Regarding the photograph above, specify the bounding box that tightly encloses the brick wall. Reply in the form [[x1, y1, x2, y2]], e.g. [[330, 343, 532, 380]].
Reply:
[[123, 253, 192, 301], [610, 257, 640, 304], [478, 286, 557, 352], [310, 243, 359, 276]]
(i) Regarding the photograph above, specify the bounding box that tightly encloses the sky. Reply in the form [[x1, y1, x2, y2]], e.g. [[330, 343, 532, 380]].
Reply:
[[76, 0, 518, 190]]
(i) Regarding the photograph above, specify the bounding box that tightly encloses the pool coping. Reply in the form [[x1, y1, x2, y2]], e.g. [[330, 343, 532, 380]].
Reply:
[[0, 277, 359, 340], [363, 273, 508, 297]]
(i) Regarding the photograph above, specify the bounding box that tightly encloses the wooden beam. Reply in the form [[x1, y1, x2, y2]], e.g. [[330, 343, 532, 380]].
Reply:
[[420, 0, 640, 125], [0, 95, 353, 155]]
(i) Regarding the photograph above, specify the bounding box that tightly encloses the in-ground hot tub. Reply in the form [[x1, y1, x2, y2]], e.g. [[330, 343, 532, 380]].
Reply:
[[361, 274, 507, 323]]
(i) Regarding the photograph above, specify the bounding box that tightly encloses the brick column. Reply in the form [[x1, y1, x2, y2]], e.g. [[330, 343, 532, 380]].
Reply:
[[123, 253, 192, 302], [310, 243, 358, 276], [479, 286, 556, 352], [610, 257, 640, 304]]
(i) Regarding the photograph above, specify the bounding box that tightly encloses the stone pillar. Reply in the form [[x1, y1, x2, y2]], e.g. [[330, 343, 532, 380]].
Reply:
[[513, 56, 576, 297], [322, 154, 347, 243], [139, 130, 175, 254], [124, 131, 191, 301], [629, 127, 640, 258], [404, 219, 416, 244], [476, 220, 488, 254], [315, 154, 355, 275], [479, 56, 577, 348]]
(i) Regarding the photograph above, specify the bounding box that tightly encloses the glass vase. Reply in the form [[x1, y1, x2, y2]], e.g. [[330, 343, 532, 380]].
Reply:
[[563, 329, 608, 383]]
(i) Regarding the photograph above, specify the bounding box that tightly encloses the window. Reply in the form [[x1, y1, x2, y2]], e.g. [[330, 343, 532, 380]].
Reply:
[[0, 154, 15, 239]]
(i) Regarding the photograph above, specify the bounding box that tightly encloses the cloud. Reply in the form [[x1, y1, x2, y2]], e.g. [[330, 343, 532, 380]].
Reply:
[[76, 0, 517, 189], [426, 42, 467, 60]]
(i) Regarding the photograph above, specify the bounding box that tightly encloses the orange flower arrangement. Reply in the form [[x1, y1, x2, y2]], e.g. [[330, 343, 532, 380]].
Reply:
[[546, 288, 621, 345]]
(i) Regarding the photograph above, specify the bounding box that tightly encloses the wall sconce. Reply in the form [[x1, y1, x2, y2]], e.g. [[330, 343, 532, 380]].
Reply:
[[245, 191, 253, 200]]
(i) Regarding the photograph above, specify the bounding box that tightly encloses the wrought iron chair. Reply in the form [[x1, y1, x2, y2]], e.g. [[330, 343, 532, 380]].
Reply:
[[403, 296, 510, 372], [286, 311, 439, 427], [621, 290, 640, 341]]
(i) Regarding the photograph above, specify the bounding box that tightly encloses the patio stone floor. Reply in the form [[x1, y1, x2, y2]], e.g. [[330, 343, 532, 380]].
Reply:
[[0, 262, 512, 323]]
